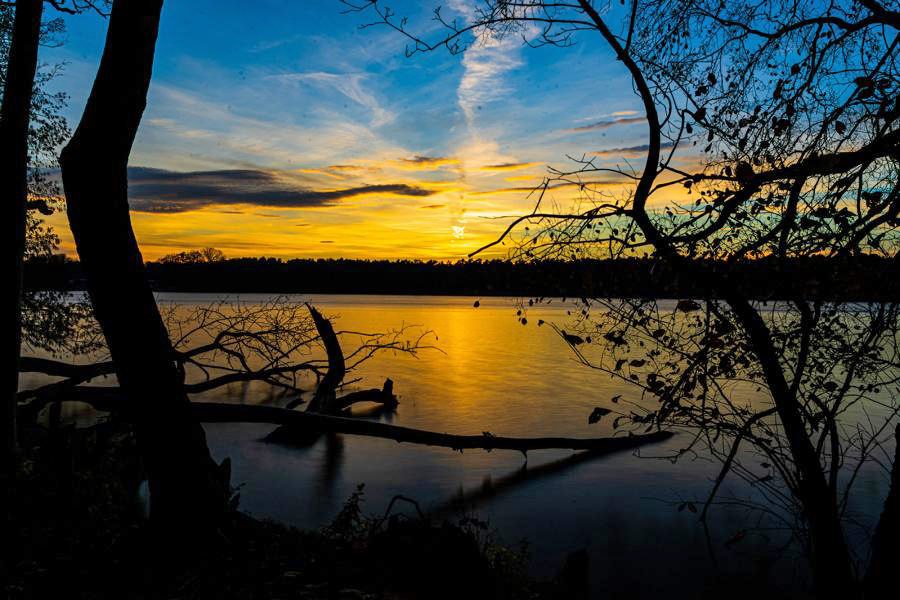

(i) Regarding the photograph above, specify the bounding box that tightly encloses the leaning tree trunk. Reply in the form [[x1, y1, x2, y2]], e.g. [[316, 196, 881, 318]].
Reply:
[[58, 0, 224, 541], [0, 0, 42, 493], [726, 293, 857, 597], [865, 424, 900, 596]]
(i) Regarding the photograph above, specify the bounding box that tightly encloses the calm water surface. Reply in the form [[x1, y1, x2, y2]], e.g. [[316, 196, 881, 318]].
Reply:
[[30, 293, 895, 597]]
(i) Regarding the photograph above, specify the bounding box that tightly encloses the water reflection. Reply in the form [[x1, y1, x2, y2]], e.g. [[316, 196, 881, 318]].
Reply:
[[30, 293, 889, 598]]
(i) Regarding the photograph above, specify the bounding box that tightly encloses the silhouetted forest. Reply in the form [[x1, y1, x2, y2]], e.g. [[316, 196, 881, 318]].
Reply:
[[25, 254, 900, 301]]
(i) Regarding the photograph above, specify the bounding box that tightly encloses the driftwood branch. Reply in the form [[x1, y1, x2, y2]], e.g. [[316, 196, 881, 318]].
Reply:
[[332, 378, 396, 412], [27, 389, 673, 454], [203, 402, 674, 453], [18, 302, 429, 424], [305, 302, 346, 413]]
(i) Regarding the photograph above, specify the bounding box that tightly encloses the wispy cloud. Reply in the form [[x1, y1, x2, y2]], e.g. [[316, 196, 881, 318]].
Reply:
[[589, 142, 675, 158], [457, 43, 523, 125], [127, 166, 436, 213], [327, 164, 381, 174], [271, 72, 395, 128], [392, 155, 461, 170], [468, 180, 624, 196], [478, 161, 542, 172], [573, 110, 640, 123], [293, 168, 348, 179], [140, 84, 390, 169], [249, 33, 304, 53], [563, 115, 646, 133], [448, 1, 525, 126]]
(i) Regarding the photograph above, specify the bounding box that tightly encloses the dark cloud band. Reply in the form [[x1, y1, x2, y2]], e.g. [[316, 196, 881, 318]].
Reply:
[[590, 142, 675, 156], [563, 116, 645, 133], [126, 166, 435, 213]]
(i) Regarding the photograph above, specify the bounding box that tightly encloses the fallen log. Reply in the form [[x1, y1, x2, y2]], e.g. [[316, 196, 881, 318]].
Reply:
[[193, 402, 673, 454], [22, 389, 673, 454]]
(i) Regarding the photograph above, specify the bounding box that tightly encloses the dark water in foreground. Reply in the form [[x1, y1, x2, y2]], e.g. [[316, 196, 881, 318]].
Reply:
[[27, 293, 894, 597]]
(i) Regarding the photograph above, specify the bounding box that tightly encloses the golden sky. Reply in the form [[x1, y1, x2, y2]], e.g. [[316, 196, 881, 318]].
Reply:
[[43, 1, 694, 261]]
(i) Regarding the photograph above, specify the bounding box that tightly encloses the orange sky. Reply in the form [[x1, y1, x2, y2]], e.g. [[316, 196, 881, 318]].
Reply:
[[42, 2, 695, 262]]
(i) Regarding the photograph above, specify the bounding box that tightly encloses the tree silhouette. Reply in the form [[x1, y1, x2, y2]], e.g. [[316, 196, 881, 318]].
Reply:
[[159, 247, 226, 264], [347, 0, 900, 595], [58, 0, 227, 544], [1, 0, 106, 535], [0, 0, 43, 560]]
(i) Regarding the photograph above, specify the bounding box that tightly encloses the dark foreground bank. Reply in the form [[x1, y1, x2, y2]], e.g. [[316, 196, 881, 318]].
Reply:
[[2, 419, 805, 600], [1, 419, 585, 600]]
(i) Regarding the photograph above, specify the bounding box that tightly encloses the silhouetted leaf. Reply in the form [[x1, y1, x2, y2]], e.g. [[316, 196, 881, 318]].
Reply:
[[735, 161, 754, 181], [676, 299, 701, 312], [604, 332, 627, 346], [562, 331, 585, 345], [588, 407, 612, 424]]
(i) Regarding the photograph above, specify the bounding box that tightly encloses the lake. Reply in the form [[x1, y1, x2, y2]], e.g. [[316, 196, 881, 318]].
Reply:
[[25, 293, 895, 598]]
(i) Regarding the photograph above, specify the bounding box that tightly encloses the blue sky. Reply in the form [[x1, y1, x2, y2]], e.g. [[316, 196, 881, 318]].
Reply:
[[42, 1, 652, 259]]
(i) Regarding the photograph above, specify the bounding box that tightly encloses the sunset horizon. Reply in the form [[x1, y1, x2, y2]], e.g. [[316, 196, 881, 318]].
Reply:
[[7, 1, 898, 598], [38, 1, 671, 260]]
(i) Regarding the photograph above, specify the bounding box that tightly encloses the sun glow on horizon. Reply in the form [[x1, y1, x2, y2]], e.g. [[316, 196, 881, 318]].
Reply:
[[40, 1, 670, 262]]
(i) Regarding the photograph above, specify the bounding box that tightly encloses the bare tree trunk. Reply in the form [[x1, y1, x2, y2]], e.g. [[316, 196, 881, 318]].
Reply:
[[305, 303, 346, 413], [865, 424, 900, 596], [0, 0, 42, 505], [726, 293, 856, 597], [58, 0, 224, 540]]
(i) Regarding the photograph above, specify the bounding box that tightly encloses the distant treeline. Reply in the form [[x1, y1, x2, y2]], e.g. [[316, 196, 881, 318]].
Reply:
[[24, 254, 900, 301]]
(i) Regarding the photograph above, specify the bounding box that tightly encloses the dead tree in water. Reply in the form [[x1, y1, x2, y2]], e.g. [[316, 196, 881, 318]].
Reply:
[[303, 303, 397, 415], [18, 298, 670, 457], [18, 297, 416, 422], [305, 303, 347, 413], [58, 0, 226, 540]]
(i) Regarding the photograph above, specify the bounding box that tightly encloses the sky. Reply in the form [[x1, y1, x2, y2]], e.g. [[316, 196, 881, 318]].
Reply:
[[40, 0, 658, 261]]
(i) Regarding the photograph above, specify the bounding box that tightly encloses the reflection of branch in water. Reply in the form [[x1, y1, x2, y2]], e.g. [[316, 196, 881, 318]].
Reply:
[[317, 432, 345, 489], [431, 447, 634, 518], [343, 403, 395, 422]]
